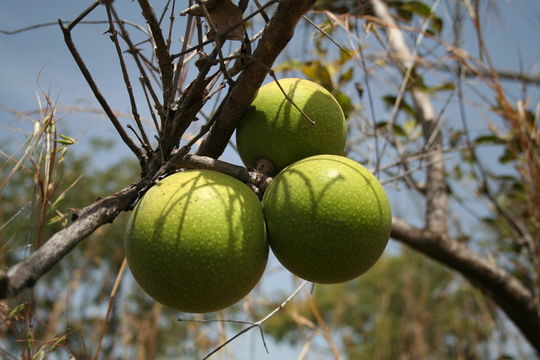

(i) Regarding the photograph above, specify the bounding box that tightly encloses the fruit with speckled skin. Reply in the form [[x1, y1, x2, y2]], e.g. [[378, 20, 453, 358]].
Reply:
[[262, 155, 391, 284], [236, 78, 347, 174], [125, 170, 268, 313]]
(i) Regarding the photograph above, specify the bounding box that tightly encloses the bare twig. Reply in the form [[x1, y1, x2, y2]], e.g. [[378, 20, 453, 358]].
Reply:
[[67, 1, 101, 31], [172, 0, 279, 60], [371, 0, 447, 234], [169, 154, 272, 196], [109, 7, 162, 115], [202, 280, 309, 359], [197, 1, 235, 85], [253, 0, 271, 23], [391, 217, 540, 352], [94, 258, 128, 360], [140, 77, 161, 136], [58, 20, 143, 159], [0, 181, 147, 299], [307, 298, 341, 359], [303, 15, 351, 57], [172, 13, 195, 99], [137, 0, 174, 107], [0, 19, 149, 36], [197, 0, 316, 158], [105, 5, 151, 151]]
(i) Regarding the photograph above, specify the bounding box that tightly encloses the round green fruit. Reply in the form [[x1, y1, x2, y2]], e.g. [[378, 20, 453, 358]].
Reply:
[[262, 155, 392, 284], [125, 169, 268, 313], [236, 78, 347, 174]]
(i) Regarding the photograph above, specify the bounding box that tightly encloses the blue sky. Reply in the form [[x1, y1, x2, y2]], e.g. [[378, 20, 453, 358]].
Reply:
[[1, 0, 540, 358]]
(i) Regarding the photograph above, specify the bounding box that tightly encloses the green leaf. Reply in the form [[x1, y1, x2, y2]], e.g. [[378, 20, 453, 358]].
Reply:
[[8, 303, 26, 319], [47, 214, 65, 226], [403, 118, 418, 135], [382, 95, 416, 117], [460, 148, 474, 164], [397, 8, 413, 21], [474, 135, 506, 145], [392, 123, 407, 137], [453, 164, 463, 180], [422, 82, 455, 94], [402, 1, 432, 18], [430, 17, 443, 34], [274, 59, 304, 73], [499, 148, 516, 164], [338, 48, 353, 65], [300, 61, 334, 92], [338, 67, 354, 85], [449, 130, 464, 147], [388, 1, 405, 7], [335, 91, 353, 118]]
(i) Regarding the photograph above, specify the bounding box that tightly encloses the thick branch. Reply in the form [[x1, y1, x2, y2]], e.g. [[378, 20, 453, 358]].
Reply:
[[0, 153, 272, 299], [0, 182, 146, 299], [170, 153, 272, 196], [196, 0, 316, 158], [391, 217, 540, 353], [431, 63, 540, 86], [371, 0, 447, 234]]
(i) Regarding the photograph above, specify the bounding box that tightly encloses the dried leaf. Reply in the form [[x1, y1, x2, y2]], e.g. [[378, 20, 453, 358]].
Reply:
[[208, 0, 244, 41], [184, 0, 244, 41]]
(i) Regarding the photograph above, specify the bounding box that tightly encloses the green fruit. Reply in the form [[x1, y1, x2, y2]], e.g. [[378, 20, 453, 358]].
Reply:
[[125, 170, 268, 313], [262, 155, 391, 284], [236, 78, 347, 174]]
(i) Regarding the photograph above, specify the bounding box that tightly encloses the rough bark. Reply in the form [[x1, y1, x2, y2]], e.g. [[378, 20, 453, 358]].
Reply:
[[372, 0, 540, 353], [0, 182, 146, 299], [197, 0, 316, 158], [392, 217, 540, 353]]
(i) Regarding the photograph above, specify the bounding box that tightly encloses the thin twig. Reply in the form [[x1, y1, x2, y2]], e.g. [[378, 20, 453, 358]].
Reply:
[[105, 5, 151, 150], [140, 77, 161, 136], [67, 1, 101, 31], [252, 0, 271, 23], [197, 0, 315, 158], [371, 0, 447, 234], [58, 20, 143, 159], [110, 7, 163, 117], [0, 19, 149, 36], [0, 181, 147, 299], [198, 1, 235, 86], [171, 0, 279, 60], [307, 298, 341, 359], [138, 0, 175, 106], [94, 258, 128, 360], [203, 280, 309, 359], [303, 15, 351, 57], [172, 12, 195, 99], [166, 0, 177, 51], [267, 71, 316, 125]]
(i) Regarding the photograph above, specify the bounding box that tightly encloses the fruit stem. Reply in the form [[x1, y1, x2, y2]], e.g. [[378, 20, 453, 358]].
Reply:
[[255, 158, 274, 176]]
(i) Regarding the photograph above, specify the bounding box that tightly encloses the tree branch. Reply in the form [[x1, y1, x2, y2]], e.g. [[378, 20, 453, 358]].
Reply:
[[0, 154, 272, 299], [391, 217, 540, 353], [137, 0, 174, 107], [170, 153, 272, 197], [196, 0, 316, 158], [0, 181, 147, 299], [371, 0, 447, 234], [58, 19, 144, 160], [372, 0, 540, 352]]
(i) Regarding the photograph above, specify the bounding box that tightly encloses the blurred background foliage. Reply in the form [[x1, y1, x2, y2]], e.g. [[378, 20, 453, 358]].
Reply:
[[1, 0, 539, 358]]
